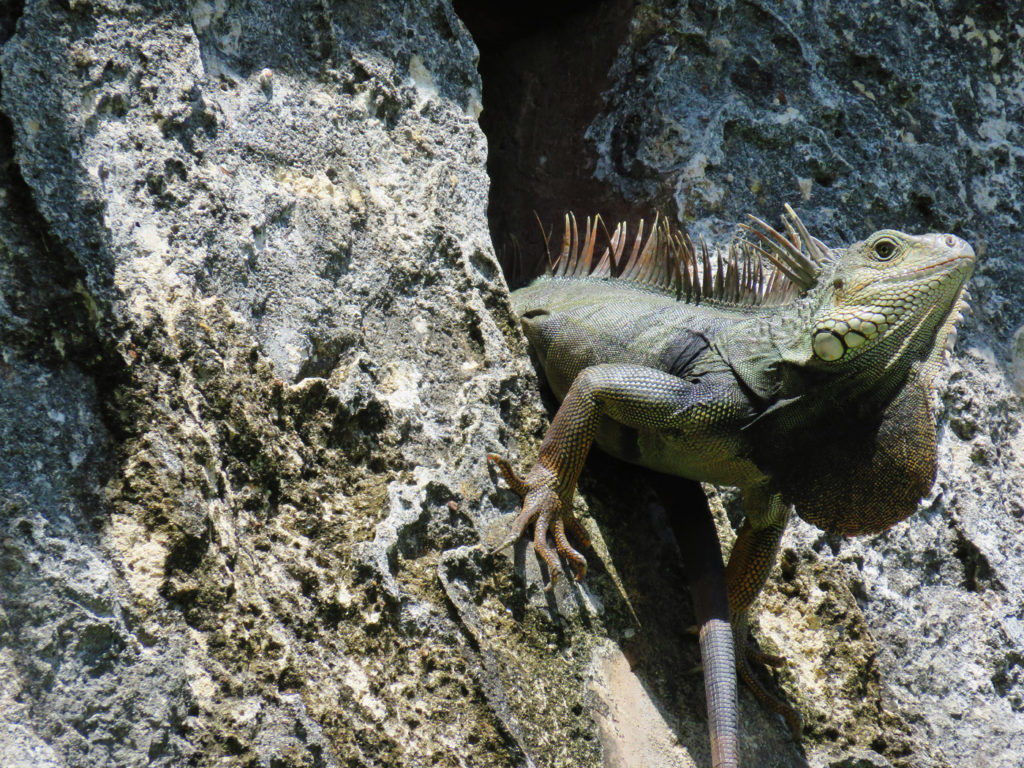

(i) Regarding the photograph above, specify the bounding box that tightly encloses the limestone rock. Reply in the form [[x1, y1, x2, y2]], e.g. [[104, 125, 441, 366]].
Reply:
[[1, 1, 1022, 767]]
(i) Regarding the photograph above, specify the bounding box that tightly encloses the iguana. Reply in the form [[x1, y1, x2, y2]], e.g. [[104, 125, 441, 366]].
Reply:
[[488, 206, 974, 768]]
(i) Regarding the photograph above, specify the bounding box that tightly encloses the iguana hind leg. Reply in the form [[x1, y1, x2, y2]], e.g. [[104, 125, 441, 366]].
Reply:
[[726, 489, 803, 739]]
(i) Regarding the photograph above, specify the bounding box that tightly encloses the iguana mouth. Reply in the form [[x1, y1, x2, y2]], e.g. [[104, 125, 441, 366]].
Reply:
[[913, 254, 971, 274]]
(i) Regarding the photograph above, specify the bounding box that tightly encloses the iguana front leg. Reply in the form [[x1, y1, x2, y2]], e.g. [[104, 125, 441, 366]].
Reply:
[[490, 362, 719, 585], [726, 487, 802, 738]]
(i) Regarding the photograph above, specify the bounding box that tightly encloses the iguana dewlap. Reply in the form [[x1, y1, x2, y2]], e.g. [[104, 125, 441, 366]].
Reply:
[[489, 207, 974, 767]]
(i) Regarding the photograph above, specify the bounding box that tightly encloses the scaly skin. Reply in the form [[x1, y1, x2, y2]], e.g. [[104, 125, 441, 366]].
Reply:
[[490, 212, 974, 768]]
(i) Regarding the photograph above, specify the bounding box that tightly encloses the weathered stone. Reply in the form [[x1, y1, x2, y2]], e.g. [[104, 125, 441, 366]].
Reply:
[[0, 1, 541, 766], [1, 1, 1021, 767]]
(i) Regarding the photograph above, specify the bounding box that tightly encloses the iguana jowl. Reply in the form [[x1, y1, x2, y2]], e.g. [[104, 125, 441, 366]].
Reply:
[[489, 206, 974, 767]]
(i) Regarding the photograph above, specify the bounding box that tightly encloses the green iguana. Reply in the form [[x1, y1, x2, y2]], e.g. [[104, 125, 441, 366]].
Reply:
[[488, 206, 974, 768]]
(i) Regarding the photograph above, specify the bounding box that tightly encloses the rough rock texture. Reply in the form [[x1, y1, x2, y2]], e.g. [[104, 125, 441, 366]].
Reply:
[[0, 1, 538, 766], [0, 1, 1022, 768]]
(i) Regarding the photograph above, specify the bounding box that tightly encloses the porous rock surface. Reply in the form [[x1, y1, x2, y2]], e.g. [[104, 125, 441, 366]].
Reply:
[[0, 1, 541, 766], [0, 1, 1021, 768]]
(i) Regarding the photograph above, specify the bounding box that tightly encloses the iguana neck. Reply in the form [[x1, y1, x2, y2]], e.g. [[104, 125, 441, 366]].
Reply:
[[721, 277, 959, 428]]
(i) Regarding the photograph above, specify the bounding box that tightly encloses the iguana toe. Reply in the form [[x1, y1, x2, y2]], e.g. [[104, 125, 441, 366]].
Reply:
[[486, 453, 530, 497], [736, 643, 803, 740], [488, 454, 591, 585], [743, 643, 786, 668], [560, 512, 592, 550], [552, 516, 588, 580], [530, 501, 564, 587]]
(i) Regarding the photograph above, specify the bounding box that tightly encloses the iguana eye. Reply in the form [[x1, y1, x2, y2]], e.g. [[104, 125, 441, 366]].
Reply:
[[872, 238, 898, 261]]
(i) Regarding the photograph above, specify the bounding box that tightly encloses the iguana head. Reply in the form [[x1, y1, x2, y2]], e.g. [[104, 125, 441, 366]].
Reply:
[[809, 229, 975, 377], [746, 208, 974, 389], [747, 210, 975, 535]]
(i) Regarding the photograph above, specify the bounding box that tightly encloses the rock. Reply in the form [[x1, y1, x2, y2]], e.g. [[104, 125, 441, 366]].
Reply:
[[1011, 325, 1024, 397], [1, 0, 1022, 767], [0, 1, 542, 766]]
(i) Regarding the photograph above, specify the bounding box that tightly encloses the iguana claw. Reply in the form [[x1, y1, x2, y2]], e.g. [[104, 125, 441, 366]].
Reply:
[[735, 631, 803, 740], [486, 453, 590, 585], [742, 643, 786, 669]]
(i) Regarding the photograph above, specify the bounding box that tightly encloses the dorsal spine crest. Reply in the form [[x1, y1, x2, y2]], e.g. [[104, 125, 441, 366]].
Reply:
[[543, 207, 831, 307]]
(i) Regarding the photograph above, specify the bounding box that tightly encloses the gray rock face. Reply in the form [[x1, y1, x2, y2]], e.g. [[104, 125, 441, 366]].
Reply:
[[0, 1, 1020, 767], [1, 1, 537, 766]]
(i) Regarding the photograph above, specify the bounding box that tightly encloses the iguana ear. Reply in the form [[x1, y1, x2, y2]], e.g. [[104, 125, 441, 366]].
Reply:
[[767, 376, 938, 535]]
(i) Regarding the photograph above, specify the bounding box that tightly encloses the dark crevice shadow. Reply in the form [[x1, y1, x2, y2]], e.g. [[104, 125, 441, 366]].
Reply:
[[577, 454, 712, 761], [453, 0, 640, 284]]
